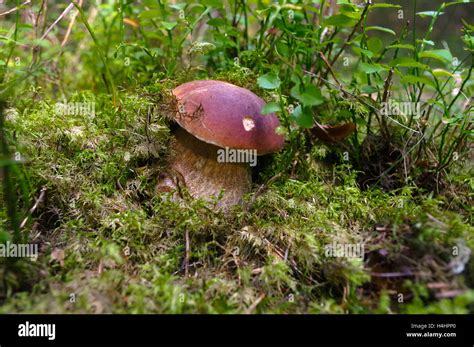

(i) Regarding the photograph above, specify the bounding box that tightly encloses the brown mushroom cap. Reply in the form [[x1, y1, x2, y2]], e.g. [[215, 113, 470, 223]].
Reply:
[[172, 80, 284, 155]]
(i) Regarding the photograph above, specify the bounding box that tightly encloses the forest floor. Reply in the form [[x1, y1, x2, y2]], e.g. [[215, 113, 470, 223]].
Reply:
[[1, 83, 473, 314]]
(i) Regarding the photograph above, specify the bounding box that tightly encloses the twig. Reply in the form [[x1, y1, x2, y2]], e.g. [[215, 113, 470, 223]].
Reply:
[[184, 230, 190, 276], [39, 3, 74, 41], [19, 187, 47, 229], [380, 68, 394, 137], [370, 271, 414, 278], [318, 51, 343, 90], [370, 270, 431, 278], [61, 0, 82, 47], [144, 104, 152, 144], [245, 293, 265, 314], [434, 290, 466, 299], [244, 172, 283, 211], [0, 0, 31, 17]]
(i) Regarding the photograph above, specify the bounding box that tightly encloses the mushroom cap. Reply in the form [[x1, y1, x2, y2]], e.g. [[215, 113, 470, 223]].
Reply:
[[172, 80, 284, 155]]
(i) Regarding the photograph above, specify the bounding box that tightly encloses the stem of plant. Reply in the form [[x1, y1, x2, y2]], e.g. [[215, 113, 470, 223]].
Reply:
[[72, 0, 117, 107]]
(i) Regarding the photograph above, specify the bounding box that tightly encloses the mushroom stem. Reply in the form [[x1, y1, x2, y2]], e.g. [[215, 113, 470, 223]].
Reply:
[[167, 127, 252, 207]]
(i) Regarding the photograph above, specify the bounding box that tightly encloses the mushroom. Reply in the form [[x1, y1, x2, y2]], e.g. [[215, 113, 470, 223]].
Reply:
[[159, 80, 284, 207]]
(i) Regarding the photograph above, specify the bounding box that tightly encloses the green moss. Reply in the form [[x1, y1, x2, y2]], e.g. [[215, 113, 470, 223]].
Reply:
[[1, 88, 472, 314]]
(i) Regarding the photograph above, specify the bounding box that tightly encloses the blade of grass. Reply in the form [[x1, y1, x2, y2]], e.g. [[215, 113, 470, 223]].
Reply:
[[71, 0, 117, 106]]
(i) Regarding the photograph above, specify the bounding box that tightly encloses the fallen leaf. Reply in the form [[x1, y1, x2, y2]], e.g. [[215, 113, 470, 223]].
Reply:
[[310, 122, 356, 143]]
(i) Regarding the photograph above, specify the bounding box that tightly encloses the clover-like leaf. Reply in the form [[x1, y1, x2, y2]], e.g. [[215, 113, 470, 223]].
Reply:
[[257, 73, 281, 90]]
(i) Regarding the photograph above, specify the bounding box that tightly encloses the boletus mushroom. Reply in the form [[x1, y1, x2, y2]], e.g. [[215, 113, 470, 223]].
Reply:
[[159, 80, 284, 207]]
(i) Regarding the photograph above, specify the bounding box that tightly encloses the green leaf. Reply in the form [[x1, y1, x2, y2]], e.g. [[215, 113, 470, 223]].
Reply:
[[352, 46, 373, 58], [29, 38, 54, 48], [361, 85, 379, 94], [446, 1, 472, 7], [257, 73, 281, 90], [462, 19, 474, 31], [387, 44, 416, 51], [442, 114, 464, 124], [369, 3, 402, 9], [161, 21, 178, 30], [207, 18, 227, 26], [418, 39, 435, 46], [302, 4, 320, 13], [432, 68, 455, 78], [400, 75, 436, 88], [0, 159, 18, 167], [0, 231, 10, 244], [340, 7, 362, 20], [419, 49, 453, 63], [290, 84, 324, 107], [324, 14, 357, 27], [276, 41, 290, 57], [359, 62, 386, 74], [366, 26, 396, 35], [390, 57, 429, 70], [462, 35, 474, 48], [367, 37, 383, 54], [169, 3, 186, 10], [261, 102, 281, 115], [416, 11, 444, 18], [143, 0, 159, 7], [201, 0, 223, 7], [339, 3, 359, 14], [291, 105, 313, 128], [139, 9, 161, 19]]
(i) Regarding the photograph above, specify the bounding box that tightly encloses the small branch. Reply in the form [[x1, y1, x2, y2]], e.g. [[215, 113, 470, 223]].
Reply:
[[380, 68, 394, 137], [39, 3, 74, 41], [0, 0, 31, 17], [370, 271, 415, 278], [244, 172, 283, 212], [19, 187, 47, 229], [435, 289, 466, 299], [318, 51, 343, 90], [184, 230, 190, 277], [381, 69, 393, 104], [245, 293, 266, 314], [62, 0, 82, 47]]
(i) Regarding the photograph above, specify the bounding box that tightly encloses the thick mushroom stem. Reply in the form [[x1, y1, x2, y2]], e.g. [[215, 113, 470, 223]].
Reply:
[[165, 127, 252, 207]]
